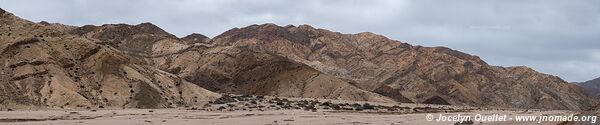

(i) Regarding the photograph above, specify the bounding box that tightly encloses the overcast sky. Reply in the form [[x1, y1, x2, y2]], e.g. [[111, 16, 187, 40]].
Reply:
[[1, 0, 599, 82]]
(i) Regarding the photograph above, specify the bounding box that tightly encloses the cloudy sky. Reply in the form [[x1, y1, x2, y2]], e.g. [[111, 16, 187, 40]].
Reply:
[[1, 0, 599, 82]]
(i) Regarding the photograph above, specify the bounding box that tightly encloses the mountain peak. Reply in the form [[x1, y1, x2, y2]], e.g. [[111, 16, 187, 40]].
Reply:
[[297, 24, 315, 29], [39, 21, 50, 25], [259, 23, 279, 27], [213, 23, 324, 46], [71, 22, 176, 39], [137, 22, 159, 28], [181, 33, 210, 44], [134, 22, 172, 36], [579, 77, 600, 98], [244, 23, 288, 32], [38, 21, 77, 32], [240, 23, 319, 31]]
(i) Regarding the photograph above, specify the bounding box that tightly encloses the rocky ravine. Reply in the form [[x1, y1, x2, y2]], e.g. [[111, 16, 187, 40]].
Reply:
[[0, 8, 219, 110], [1, 8, 596, 110]]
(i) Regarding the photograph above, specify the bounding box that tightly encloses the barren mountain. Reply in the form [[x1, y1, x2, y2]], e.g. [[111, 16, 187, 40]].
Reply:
[[0, 8, 219, 110], [70, 22, 396, 104], [1, 8, 596, 110], [578, 77, 600, 98]]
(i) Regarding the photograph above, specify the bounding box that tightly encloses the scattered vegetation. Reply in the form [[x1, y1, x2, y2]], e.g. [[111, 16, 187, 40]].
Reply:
[[188, 94, 458, 114]]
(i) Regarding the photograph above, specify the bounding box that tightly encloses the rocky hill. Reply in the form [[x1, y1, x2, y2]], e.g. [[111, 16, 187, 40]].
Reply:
[[0, 8, 219, 110], [578, 77, 600, 98], [69, 21, 396, 104], [204, 24, 594, 110], [69, 22, 596, 110], [1, 8, 596, 110]]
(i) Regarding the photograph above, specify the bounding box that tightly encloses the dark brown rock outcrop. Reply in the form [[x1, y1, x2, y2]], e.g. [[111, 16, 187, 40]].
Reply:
[[69, 22, 179, 55], [81, 22, 595, 110]]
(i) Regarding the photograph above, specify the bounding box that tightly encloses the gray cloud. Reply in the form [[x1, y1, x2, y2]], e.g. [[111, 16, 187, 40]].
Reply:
[[1, 0, 599, 82]]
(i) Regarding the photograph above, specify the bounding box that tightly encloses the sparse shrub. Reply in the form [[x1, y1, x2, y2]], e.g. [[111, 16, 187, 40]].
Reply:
[[321, 101, 332, 107], [276, 102, 285, 105], [351, 103, 362, 109], [331, 104, 341, 110], [354, 107, 364, 111]]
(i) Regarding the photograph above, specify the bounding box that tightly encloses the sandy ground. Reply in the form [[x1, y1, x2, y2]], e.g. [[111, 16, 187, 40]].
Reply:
[[0, 108, 583, 125]]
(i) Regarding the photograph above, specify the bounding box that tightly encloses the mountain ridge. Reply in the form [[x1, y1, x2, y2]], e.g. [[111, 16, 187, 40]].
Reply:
[[76, 21, 594, 110], [203, 23, 595, 110], [578, 77, 600, 98], [1, 8, 596, 110]]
